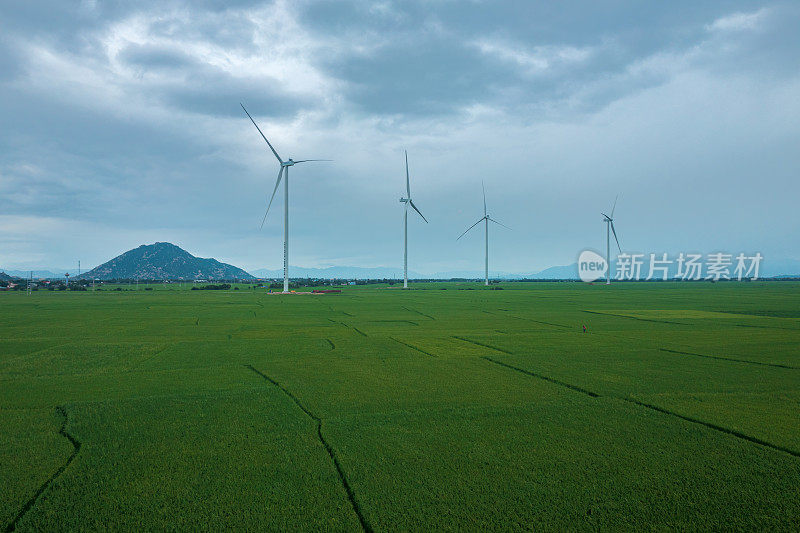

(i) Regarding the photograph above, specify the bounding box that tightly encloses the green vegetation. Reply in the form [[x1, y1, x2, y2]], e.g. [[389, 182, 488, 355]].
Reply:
[[1, 282, 798, 530]]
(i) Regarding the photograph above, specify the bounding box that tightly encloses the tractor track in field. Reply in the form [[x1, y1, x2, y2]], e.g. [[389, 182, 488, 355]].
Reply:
[[5, 406, 81, 533], [660, 348, 798, 370], [620, 397, 800, 458], [482, 357, 599, 398], [351, 326, 368, 337], [327, 319, 368, 337], [245, 365, 371, 532], [390, 338, 436, 358], [451, 336, 513, 354], [581, 310, 690, 326], [733, 323, 799, 332], [370, 319, 419, 326], [403, 306, 436, 320], [326, 339, 336, 350], [481, 357, 800, 459], [508, 316, 571, 329]]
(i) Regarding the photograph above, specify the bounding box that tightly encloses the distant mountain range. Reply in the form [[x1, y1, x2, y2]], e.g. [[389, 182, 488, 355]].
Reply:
[[250, 266, 424, 279], [75, 242, 254, 281], [251, 258, 800, 280], [249, 265, 578, 280], [2, 269, 80, 279], [4, 247, 799, 281]]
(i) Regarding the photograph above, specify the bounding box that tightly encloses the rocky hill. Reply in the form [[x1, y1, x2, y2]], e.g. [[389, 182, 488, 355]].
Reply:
[[77, 242, 254, 281]]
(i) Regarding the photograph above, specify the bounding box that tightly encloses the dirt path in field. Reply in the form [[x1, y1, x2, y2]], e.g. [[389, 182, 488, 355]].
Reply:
[[5, 406, 81, 532], [245, 365, 371, 532]]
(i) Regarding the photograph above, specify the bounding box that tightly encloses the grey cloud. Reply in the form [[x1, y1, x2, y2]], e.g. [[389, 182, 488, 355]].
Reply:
[[1, 0, 798, 273]]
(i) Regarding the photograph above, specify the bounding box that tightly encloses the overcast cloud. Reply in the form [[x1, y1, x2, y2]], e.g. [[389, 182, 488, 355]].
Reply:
[[1, 0, 798, 274]]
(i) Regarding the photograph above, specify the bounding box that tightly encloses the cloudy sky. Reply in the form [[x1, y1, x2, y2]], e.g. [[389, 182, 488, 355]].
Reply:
[[1, 0, 798, 274]]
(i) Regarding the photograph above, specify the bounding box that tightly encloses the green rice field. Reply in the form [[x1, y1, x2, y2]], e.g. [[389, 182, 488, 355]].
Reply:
[[1, 282, 799, 530]]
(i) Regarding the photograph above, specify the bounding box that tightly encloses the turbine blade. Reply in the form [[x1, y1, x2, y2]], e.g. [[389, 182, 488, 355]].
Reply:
[[456, 217, 485, 240], [610, 194, 619, 218], [488, 217, 511, 230], [241, 103, 283, 164], [482, 181, 487, 217], [601, 212, 610, 220], [292, 159, 333, 163], [610, 220, 621, 252], [409, 200, 428, 223], [405, 150, 410, 197], [260, 166, 284, 229]]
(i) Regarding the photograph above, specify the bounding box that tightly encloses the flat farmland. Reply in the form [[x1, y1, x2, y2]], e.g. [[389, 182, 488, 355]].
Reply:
[[1, 282, 799, 530]]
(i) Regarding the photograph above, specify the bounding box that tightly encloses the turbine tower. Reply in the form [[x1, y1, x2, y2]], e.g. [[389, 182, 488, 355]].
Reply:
[[241, 104, 330, 293], [602, 196, 622, 285], [457, 182, 510, 286], [400, 151, 427, 289]]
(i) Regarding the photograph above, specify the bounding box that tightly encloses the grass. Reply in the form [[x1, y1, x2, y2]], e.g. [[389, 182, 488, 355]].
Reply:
[[1, 281, 799, 530]]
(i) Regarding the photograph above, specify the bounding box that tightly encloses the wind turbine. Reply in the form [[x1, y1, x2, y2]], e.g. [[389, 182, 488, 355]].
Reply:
[[602, 195, 622, 285], [241, 103, 330, 293], [457, 182, 510, 286], [399, 151, 427, 289]]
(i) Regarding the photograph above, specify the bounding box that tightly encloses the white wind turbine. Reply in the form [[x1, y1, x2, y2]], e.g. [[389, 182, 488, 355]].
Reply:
[[457, 182, 510, 286], [602, 195, 622, 285], [399, 151, 427, 289], [241, 103, 330, 293]]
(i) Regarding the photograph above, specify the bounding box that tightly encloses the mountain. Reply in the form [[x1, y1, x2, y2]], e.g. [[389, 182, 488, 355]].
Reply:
[[0, 272, 18, 282], [527, 264, 579, 279], [2, 269, 79, 279], [77, 242, 255, 281]]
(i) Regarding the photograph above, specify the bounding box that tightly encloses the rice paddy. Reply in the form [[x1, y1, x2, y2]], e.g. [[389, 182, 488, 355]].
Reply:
[[1, 282, 798, 530]]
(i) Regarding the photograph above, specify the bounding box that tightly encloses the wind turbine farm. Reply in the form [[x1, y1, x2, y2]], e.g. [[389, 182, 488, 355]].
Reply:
[[602, 196, 622, 285], [399, 151, 428, 289], [457, 182, 510, 286], [241, 103, 330, 293], [2, 2, 799, 531]]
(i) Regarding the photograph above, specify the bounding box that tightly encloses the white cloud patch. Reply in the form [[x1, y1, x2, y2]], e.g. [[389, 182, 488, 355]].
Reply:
[[706, 8, 769, 33], [472, 38, 594, 75]]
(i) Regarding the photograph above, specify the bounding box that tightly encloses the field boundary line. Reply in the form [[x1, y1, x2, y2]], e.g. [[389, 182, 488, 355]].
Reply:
[[245, 365, 371, 532], [390, 338, 436, 358], [482, 357, 600, 398], [660, 348, 798, 370], [451, 336, 513, 354], [5, 406, 81, 533], [582, 310, 689, 326], [622, 397, 800, 458]]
